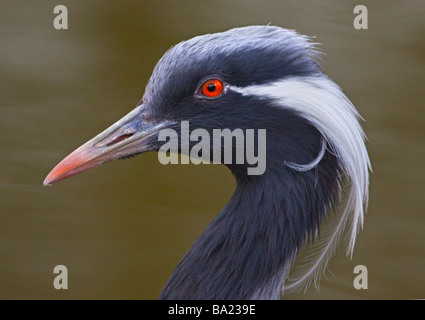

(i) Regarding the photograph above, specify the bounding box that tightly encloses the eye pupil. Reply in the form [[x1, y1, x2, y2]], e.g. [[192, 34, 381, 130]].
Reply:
[[207, 82, 216, 92]]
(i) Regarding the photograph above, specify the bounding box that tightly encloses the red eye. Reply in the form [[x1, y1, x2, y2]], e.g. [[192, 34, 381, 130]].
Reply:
[[200, 79, 224, 98]]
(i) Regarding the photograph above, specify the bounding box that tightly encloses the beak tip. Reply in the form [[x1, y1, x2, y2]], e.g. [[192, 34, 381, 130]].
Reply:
[[43, 173, 55, 187], [43, 180, 52, 187]]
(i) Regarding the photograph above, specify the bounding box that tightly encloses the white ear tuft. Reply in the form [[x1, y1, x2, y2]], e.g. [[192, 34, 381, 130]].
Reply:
[[231, 75, 371, 292]]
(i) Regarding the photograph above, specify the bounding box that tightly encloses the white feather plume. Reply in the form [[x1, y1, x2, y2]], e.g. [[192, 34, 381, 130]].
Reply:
[[231, 75, 371, 293]]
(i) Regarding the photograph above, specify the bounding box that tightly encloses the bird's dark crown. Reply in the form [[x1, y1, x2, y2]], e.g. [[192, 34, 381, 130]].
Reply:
[[142, 25, 321, 122]]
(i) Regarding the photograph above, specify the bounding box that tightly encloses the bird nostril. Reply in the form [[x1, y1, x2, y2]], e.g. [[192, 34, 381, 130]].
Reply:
[[105, 133, 135, 147]]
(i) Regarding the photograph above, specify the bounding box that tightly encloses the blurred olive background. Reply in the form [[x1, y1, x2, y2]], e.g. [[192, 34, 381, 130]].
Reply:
[[1, 0, 424, 299]]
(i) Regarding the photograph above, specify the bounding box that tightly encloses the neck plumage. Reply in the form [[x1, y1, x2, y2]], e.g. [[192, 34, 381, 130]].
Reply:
[[158, 154, 339, 300]]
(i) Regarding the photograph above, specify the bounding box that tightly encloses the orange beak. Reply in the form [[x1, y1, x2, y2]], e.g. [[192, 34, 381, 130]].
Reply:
[[43, 104, 169, 186]]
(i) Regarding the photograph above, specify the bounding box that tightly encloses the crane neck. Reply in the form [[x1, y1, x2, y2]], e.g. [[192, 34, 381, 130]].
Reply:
[[158, 160, 338, 299]]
